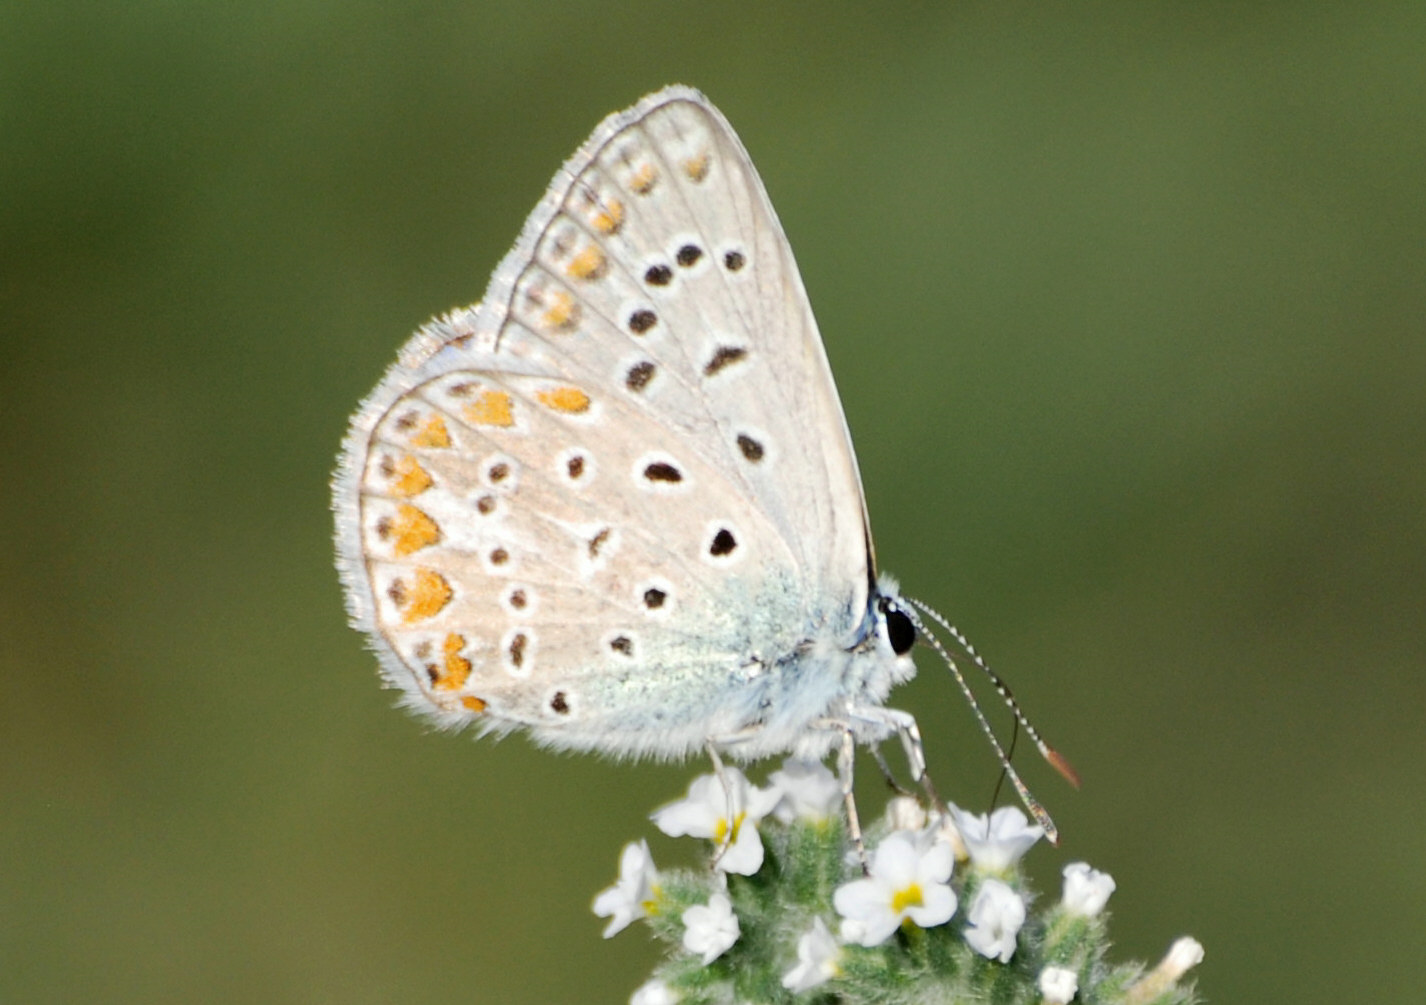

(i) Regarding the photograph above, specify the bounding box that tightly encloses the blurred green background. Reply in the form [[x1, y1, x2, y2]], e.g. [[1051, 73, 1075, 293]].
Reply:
[[4, 3, 1423, 1002]]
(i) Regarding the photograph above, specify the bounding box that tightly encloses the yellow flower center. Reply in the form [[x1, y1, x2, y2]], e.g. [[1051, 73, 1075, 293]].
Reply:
[[891, 883, 924, 914], [714, 811, 746, 845]]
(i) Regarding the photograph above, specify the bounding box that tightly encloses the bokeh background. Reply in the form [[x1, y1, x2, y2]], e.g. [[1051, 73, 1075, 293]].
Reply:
[[4, 3, 1423, 1002]]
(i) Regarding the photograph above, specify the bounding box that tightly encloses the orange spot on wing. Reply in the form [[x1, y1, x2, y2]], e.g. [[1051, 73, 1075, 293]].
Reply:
[[683, 153, 710, 181], [460, 695, 487, 713], [401, 569, 452, 623], [464, 389, 514, 428], [389, 455, 433, 497], [410, 415, 450, 448], [390, 504, 441, 556], [541, 291, 580, 331], [565, 245, 607, 281], [433, 633, 472, 690], [591, 198, 624, 235], [536, 386, 591, 414], [630, 162, 657, 194]]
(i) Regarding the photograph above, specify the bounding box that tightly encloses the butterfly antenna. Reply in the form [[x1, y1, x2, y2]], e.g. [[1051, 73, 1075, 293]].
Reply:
[[988, 718, 1020, 812], [898, 604, 1068, 845], [906, 596, 1081, 790]]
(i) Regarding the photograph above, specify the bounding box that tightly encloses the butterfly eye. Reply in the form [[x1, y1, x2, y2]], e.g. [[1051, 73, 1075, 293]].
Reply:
[[880, 600, 916, 656]]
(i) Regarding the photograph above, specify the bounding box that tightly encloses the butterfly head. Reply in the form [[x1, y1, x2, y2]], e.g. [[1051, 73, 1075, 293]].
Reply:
[[838, 575, 919, 709]]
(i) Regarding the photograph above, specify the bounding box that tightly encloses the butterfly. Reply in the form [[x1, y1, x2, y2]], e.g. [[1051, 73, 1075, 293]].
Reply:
[[331, 85, 1073, 842]]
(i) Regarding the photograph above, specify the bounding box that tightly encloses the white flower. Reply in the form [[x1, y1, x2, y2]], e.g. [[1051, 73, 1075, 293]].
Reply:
[[963, 878, 1026, 962], [1127, 936, 1204, 1000], [768, 758, 842, 823], [884, 795, 928, 833], [653, 769, 781, 875], [916, 810, 968, 860], [630, 978, 677, 1005], [682, 891, 740, 964], [833, 831, 957, 946], [1061, 861, 1116, 917], [781, 916, 841, 992], [592, 839, 659, 938], [1162, 936, 1205, 978], [947, 804, 1043, 870], [1038, 964, 1079, 1003]]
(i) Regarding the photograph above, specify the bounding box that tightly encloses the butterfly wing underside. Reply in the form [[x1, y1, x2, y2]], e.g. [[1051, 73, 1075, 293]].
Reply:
[[334, 86, 873, 756]]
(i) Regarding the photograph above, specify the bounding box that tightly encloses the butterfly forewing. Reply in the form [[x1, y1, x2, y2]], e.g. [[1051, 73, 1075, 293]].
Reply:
[[336, 87, 873, 754]]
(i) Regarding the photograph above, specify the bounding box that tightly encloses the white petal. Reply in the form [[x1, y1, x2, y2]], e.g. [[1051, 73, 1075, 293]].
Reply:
[[906, 884, 957, 929], [915, 838, 954, 885], [949, 804, 1043, 870], [681, 892, 739, 965], [851, 909, 900, 947], [832, 877, 886, 920], [870, 833, 920, 888], [743, 776, 785, 822], [591, 840, 657, 937], [652, 777, 721, 838], [630, 979, 677, 1005], [769, 759, 842, 823], [1164, 936, 1205, 977], [716, 823, 765, 875], [963, 879, 1025, 962], [884, 796, 927, 832], [781, 916, 840, 992], [1038, 965, 1079, 1004], [1061, 861, 1116, 917], [838, 917, 869, 947]]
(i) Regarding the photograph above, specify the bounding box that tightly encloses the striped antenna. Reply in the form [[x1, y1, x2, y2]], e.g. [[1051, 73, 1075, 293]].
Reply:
[[898, 599, 1077, 845], [906, 596, 1080, 789]]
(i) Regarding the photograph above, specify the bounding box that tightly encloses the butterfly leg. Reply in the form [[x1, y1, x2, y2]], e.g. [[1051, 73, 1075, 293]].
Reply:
[[835, 726, 872, 874], [703, 741, 737, 870], [894, 711, 948, 817], [848, 705, 948, 820], [869, 744, 914, 796]]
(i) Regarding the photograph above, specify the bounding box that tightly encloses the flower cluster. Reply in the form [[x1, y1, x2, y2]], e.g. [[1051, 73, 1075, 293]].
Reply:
[[593, 758, 1203, 1004]]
